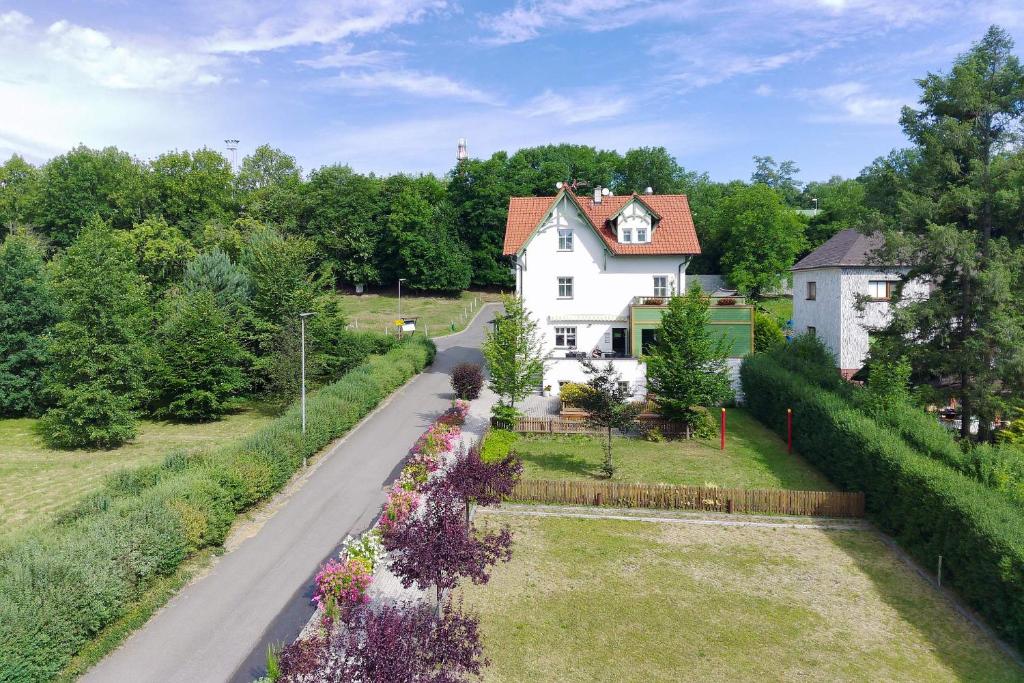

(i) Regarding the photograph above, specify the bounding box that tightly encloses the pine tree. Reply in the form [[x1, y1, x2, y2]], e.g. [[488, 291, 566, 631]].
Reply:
[[0, 231, 59, 416], [645, 285, 734, 428], [152, 290, 248, 422], [39, 217, 152, 448]]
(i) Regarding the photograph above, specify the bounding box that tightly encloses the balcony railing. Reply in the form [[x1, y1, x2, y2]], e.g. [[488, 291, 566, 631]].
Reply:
[[555, 350, 631, 360], [631, 294, 747, 306]]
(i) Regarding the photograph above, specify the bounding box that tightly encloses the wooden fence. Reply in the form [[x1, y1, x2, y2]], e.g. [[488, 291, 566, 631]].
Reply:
[[508, 479, 866, 518], [508, 416, 691, 438]]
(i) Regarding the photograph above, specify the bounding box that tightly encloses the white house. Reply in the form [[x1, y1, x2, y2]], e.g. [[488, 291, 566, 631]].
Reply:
[[503, 185, 753, 397], [791, 229, 929, 379]]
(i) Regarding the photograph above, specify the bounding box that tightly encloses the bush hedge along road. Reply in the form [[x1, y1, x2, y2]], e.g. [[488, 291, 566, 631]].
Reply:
[[0, 337, 435, 683], [740, 353, 1024, 654]]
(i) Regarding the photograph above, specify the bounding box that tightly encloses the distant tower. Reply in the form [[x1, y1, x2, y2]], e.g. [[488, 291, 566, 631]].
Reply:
[[456, 137, 468, 162], [224, 139, 239, 169]]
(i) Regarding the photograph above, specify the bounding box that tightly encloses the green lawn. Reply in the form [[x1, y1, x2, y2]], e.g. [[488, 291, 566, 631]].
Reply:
[[337, 289, 505, 336], [511, 409, 834, 490], [461, 514, 1023, 682], [758, 295, 793, 325], [0, 408, 273, 533]]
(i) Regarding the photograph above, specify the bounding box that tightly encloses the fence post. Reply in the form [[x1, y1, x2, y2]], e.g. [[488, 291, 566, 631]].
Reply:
[[720, 407, 726, 450], [937, 555, 943, 588], [787, 408, 793, 454]]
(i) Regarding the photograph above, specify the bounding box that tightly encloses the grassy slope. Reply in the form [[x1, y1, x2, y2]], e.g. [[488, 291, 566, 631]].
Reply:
[[0, 408, 272, 533], [512, 409, 834, 490], [337, 290, 505, 336], [461, 514, 1022, 683]]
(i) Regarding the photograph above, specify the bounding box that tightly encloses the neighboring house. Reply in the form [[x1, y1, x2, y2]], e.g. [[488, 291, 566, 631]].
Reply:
[[791, 228, 929, 379], [503, 185, 753, 397]]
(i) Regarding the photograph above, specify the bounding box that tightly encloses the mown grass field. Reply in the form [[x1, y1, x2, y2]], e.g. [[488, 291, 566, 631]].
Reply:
[[461, 514, 1022, 682], [0, 408, 273, 533], [511, 409, 834, 491], [337, 289, 505, 336], [757, 295, 794, 325]]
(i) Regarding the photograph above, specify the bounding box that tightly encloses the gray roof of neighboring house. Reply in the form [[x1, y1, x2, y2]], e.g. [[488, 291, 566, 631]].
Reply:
[[791, 229, 886, 271]]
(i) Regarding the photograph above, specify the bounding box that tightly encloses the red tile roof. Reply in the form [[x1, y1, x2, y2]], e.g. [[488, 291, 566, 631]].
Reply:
[[502, 188, 701, 256]]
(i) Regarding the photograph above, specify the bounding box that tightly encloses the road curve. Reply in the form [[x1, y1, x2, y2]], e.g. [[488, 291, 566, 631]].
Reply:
[[83, 303, 499, 683]]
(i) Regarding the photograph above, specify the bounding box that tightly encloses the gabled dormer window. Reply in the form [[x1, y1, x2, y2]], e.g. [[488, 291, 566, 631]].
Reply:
[[614, 199, 655, 244]]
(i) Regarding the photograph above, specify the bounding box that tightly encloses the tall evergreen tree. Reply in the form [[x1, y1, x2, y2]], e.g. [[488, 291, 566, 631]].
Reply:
[[878, 25, 1024, 441], [40, 217, 152, 448], [645, 285, 733, 429], [0, 232, 59, 416]]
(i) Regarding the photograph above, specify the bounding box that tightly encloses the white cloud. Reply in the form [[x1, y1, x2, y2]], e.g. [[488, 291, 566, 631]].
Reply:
[[754, 84, 774, 96], [0, 10, 32, 35], [321, 69, 499, 104], [796, 81, 906, 125], [297, 43, 399, 69], [520, 89, 631, 123], [42, 20, 222, 90], [663, 47, 823, 90], [478, 0, 687, 45], [205, 0, 447, 53]]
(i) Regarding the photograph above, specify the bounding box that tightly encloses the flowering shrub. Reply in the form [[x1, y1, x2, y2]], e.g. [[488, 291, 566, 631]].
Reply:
[[412, 422, 461, 457], [438, 399, 471, 426], [313, 557, 373, 609], [341, 530, 385, 572], [379, 483, 419, 532]]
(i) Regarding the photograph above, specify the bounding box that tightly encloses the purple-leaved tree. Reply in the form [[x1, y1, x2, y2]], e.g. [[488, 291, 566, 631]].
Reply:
[[442, 446, 522, 524], [381, 481, 513, 612], [277, 600, 486, 683]]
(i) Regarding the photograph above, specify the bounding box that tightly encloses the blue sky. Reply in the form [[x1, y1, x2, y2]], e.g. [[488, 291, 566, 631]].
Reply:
[[1, 1, 1022, 183]]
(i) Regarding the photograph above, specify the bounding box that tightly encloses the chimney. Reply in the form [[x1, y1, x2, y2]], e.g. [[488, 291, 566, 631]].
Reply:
[[593, 186, 603, 204], [456, 138, 468, 161]]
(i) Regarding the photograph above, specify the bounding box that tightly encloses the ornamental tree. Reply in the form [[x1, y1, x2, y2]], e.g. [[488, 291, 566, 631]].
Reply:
[[575, 360, 642, 478], [482, 294, 545, 412], [443, 446, 522, 524], [381, 481, 513, 612]]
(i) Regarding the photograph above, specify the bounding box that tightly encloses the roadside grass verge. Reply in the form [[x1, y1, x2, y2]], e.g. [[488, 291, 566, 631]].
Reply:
[[459, 514, 1022, 682], [337, 289, 504, 335], [0, 337, 435, 683], [507, 409, 833, 490], [0, 408, 274, 534]]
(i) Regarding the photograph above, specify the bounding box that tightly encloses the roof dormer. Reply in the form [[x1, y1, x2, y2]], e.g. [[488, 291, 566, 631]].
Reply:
[[610, 196, 659, 244]]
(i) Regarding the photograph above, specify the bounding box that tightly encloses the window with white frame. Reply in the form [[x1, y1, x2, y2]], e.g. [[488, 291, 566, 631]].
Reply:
[[636, 226, 648, 242], [868, 280, 894, 300], [554, 326, 577, 348], [617, 381, 632, 396], [557, 276, 574, 298], [621, 228, 632, 243], [653, 276, 668, 297], [558, 229, 573, 251]]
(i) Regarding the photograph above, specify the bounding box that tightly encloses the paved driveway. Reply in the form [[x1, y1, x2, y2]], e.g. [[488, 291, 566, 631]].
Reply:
[[83, 304, 499, 683]]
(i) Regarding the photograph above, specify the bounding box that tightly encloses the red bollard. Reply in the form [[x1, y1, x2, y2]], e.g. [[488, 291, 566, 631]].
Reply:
[[787, 408, 793, 454], [721, 407, 726, 450]]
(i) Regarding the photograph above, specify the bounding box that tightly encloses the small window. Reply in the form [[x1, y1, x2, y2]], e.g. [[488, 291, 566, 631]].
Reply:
[[653, 276, 668, 297], [806, 281, 817, 300], [636, 227, 648, 242], [558, 229, 573, 251], [868, 280, 893, 300], [557, 276, 574, 299], [807, 326, 816, 338], [618, 381, 632, 396], [555, 326, 577, 348], [621, 229, 632, 243]]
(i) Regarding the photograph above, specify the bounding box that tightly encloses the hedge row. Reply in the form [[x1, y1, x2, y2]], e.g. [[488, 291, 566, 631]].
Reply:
[[0, 336, 436, 683], [740, 352, 1024, 652]]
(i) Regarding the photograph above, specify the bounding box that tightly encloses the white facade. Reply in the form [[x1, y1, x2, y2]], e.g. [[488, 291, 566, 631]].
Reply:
[[515, 196, 689, 396], [792, 266, 929, 376]]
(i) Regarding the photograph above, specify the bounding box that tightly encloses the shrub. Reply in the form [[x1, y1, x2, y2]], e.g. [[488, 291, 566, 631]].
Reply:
[[558, 382, 593, 408], [0, 336, 436, 682], [480, 429, 519, 463], [753, 311, 784, 352], [489, 404, 520, 430], [341, 530, 384, 572], [741, 352, 1024, 651], [312, 557, 373, 610], [451, 362, 484, 400]]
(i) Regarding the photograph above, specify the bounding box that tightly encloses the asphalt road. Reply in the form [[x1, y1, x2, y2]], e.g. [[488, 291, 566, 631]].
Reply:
[[82, 303, 499, 683]]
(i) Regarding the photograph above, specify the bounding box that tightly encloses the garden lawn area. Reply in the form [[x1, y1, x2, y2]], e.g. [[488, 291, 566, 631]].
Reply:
[[0, 407, 273, 533], [460, 514, 1023, 683], [511, 409, 834, 490], [336, 289, 505, 336], [758, 295, 793, 324]]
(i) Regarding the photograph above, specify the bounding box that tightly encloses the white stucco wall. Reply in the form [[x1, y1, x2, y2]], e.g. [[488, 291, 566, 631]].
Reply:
[[516, 196, 689, 364], [793, 266, 929, 373]]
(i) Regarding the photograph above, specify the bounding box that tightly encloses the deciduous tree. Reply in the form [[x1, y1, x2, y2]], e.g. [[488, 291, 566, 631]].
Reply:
[[575, 360, 642, 478], [482, 295, 545, 411]]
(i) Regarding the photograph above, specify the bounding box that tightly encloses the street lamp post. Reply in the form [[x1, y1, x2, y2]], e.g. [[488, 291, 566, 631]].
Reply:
[[398, 278, 407, 320], [299, 312, 315, 465]]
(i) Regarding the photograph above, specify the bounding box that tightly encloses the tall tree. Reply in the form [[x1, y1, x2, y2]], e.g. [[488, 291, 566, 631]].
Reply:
[[715, 183, 805, 298], [0, 155, 39, 234], [448, 153, 517, 287], [751, 155, 803, 205], [482, 295, 545, 412], [149, 148, 235, 235], [878, 25, 1024, 441], [123, 216, 196, 294], [388, 183, 472, 292], [236, 144, 303, 231], [645, 286, 734, 430], [183, 248, 252, 313], [800, 176, 874, 252], [40, 217, 152, 448], [152, 290, 248, 422], [31, 145, 149, 247], [0, 231, 59, 416], [613, 146, 694, 195]]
